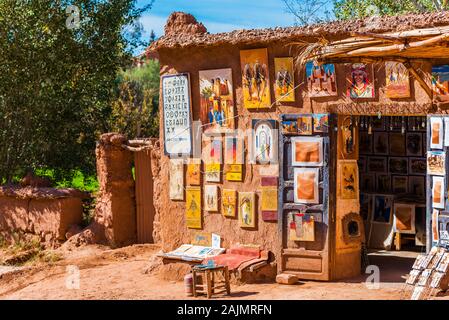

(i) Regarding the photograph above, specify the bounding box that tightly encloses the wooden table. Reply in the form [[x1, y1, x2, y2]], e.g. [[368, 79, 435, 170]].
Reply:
[[192, 265, 231, 299]]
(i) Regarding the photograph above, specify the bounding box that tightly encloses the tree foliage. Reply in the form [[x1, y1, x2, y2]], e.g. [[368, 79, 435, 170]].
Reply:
[[283, 0, 334, 25], [0, 0, 152, 183]]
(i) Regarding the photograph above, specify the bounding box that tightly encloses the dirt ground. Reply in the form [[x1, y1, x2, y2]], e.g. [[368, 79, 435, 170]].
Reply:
[[0, 244, 447, 300]]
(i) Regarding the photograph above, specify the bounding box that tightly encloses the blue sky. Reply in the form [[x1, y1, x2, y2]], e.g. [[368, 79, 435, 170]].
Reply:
[[137, 0, 329, 40]]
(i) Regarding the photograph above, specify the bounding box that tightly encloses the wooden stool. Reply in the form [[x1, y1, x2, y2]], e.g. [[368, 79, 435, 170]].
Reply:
[[192, 265, 231, 299]]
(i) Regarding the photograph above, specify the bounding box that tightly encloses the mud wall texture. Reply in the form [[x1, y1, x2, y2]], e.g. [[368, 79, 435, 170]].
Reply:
[[94, 133, 136, 247]]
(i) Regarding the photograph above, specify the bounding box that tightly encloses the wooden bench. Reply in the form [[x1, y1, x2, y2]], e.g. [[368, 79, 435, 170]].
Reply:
[[192, 265, 231, 299]]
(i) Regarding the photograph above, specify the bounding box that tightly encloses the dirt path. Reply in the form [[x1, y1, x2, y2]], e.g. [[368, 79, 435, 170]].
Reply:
[[0, 245, 446, 300]]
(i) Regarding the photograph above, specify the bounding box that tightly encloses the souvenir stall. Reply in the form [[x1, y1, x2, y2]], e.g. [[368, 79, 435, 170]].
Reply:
[[152, 11, 449, 282]]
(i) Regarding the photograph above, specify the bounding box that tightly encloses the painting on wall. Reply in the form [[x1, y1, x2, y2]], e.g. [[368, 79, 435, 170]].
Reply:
[[345, 63, 375, 99], [372, 195, 393, 224], [339, 160, 359, 200], [389, 157, 408, 174], [169, 159, 184, 201], [385, 62, 410, 99], [199, 68, 235, 132], [394, 204, 415, 234], [240, 48, 271, 109], [313, 114, 329, 133], [252, 119, 277, 164], [224, 135, 244, 182], [392, 176, 408, 194], [291, 136, 323, 167], [261, 176, 278, 221], [274, 57, 295, 102], [359, 131, 373, 154], [427, 151, 446, 176], [186, 158, 201, 186], [433, 209, 440, 242], [409, 176, 425, 198], [432, 65, 449, 102], [203, 136, 222, 182], [288, 212, 315, 242], [368, 157, 387, 173], [222, 189, 237, 218], [406, 133, 423, 157], [186, 186, 202, 229], [373, 132, 389, 155], [238, 192, 256, 228], [297, 116, 313, 135], [376, 174, 391, 193], [430, 117, 444, 149], [432, 176, 445, 209], [281, 120, 298, 135], [306, 62, 337, 97], [409, 158, 426, 175], [294, 167, 319, 204], [204, 185, 219, 212], [389, 133, 406, 156]]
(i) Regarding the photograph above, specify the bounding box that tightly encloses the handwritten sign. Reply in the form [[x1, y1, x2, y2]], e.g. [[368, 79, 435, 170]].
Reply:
[[162, 73, 192, 155]]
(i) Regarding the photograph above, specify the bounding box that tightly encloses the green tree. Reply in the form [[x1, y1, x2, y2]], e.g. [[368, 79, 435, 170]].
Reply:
[[0, 0, 153, 183]]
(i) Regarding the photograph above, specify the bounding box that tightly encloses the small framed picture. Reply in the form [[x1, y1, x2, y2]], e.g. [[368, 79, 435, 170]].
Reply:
[[368, 157, 387, 173], [427, 151, 446, 176], [432, 176, 445, 209], [392, 175, 408, 194], [376, 174, 391, 193], [389, 133, 406, 156], [360, 173, 375, 192], [359, 131, 373, 154], [430, 117, 444, 150], [409, 176, 425, 198], [409, 157, 426, 175], [372, 195, 394, 224], [291, 136, 324, 167], [406, 132, 423, 157], [389, 157, 408, 175], [394, 203, 416, 234], [373, 132, 389, 155]]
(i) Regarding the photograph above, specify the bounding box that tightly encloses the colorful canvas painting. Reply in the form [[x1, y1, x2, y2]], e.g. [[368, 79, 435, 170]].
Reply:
[[385, 62, 410, 99], [392, 176, 408, 194], [297, 116, 313, 135], [186, 186, 202, 229], [409, 176, 425, 198], [238, 192, 256, 228], [430, 117, 444, 149], [199, 68, 235, 132], [252, 119, 277, 164], [389, 133, 406, 156], [346, 63, 375, 99], [261, 187, 278, 220], [288, 212, 315, 242], [204, 185, 218, 212], [203, 136, 222, 182], [432, 65, 449, 102], [274, 57, 295, 102], [294, 168, 319, 204], [372, 195, 393, 224], [222, 189, 237, 218], [306, 62, 337, 97], [291, 137, 323, 167], [281, 120, 298, 134], [169, 159, 184, 200], [432, 176, 445, 209], [186, 158, 201, 186], [313, 114, 329, 133], [191, 232, 212, 246], [339, 160, 359, 200], [240, 48, 271, 109], [224, 135, 244, 181], [427, 151, 446, 176], [433, 209, 440, 242], [406, 133, 423, 157], [394, 204, 415, 234]]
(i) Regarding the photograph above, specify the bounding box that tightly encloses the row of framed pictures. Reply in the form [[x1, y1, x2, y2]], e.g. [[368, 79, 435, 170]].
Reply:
[[360, 131, 426, 157], [360, 173, 425, 197], [359, 156, 426, 175], [281, 114, 329, 135]]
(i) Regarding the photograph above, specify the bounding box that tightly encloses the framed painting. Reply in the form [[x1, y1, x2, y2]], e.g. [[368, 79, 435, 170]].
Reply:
[[392, 175, 408, 194], [406, 132, 423, 157], [261, 187, 278, 221], [376, 174, 391, 193], [294, 167, 319, 204], [224, 135, 244, 182], [251, 119, 277, 164], [238, 192, 256, 228], [432, 65, 449, 102], [222, 189, 237, 218], [385, 62, 410, 99], [389, 157, 408, 175], [186, 186, 202, 229], [359, 131, 373, 154], [169, 158, 184, 201], [409, 176, 425, 198], [202, 135, 222, 182], [240, 48, 271, 109], [430, 117, 444, 149], [313, 114, 329, 133], [433, 209, 440, 242], [297, 116, 313, 135], [199, 68, 235, 132], [389, 133, 406, 156], [393, 203, 415, 234], [368, 157, 387, 173], [372, 117, 386, 131], [360, 173, 375, 192], [306, 62, 338, 97], [372, 195, 393, 224], [345, 63, 375, 99], [291, 136, 323, 167], [274, 57, 295, 102], [204, 185, 219, 212], [281, 120, 298, 135], [373, 132, 389, 155], [288, 212, 315, 242], [186, 158, 201, 186], [427, 151, 446, 176], [409, 158, 426, 175], [339, 160, 359, 200], [432, 176, 445, 209]]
